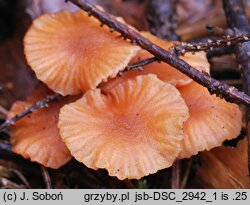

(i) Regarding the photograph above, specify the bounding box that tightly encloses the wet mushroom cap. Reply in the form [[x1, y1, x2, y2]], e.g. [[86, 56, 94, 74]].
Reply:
[[7, 85, 75, 169], [178, 82, 242, 159], [58, 75, 189, 180], [101, 32, 209, 92], [24, 10, 139, 95]]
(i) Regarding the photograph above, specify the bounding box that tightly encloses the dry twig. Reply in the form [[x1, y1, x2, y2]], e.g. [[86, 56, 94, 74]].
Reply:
[[171, 33, 250, 55], [122, 34, 250, 73], [0, 93, 61, 132], [68, 0, 250, 106], [119, 57, 157, 76]]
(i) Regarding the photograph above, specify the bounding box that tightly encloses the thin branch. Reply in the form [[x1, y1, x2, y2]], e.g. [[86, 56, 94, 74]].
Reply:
[[0, 93, 61, 132], [223, 0, 250, 175], [188, 36, 234, 57], [124, 34, 243, 73], [68, 0, 250, 106], [171, 33, 250, 55], [119, 57, 157, 75], [121, 34, 243, 73]]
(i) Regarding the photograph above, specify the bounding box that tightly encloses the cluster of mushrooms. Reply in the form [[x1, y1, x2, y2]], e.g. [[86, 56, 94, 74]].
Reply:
[[7, 9, 242, 180]]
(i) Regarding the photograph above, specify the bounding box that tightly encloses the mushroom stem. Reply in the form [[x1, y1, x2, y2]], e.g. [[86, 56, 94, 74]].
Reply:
[[0, 93, 61, 132], [68, 0, 250, 106]]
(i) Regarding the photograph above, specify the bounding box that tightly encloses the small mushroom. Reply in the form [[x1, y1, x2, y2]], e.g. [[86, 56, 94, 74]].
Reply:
[[7, 85, 76, 169], [58, 75, 189, 180], [101, 32, 209, 92], [24, 10, 139, 95], [178, 82, 242, 159]]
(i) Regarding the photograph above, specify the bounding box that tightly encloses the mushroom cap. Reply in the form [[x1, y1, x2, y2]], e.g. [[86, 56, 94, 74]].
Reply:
[[101, 32, 209, 92], [7, 85, 75, 169], [178, 82, 242, 159], [58, 75, 189, 180], [24, 10, 139, 95]]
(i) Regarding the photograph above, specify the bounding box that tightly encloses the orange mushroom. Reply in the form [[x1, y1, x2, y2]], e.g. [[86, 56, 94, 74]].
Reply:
[[101, 32, 209, 92], [58, 75, 189, 180], [24, 10, 139, 95], [7, 85, 76, 169], [178, 82, 242, 159]]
